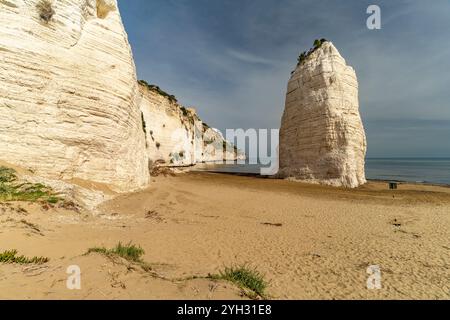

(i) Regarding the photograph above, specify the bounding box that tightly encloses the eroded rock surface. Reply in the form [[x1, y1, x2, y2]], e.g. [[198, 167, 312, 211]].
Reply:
[[138, 83, 244, 167], [279, 42, 367, 188], [0, 0, 149, 192]]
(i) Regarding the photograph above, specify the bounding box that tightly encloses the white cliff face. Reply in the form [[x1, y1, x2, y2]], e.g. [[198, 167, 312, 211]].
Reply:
[[138, 84, 243, 166], [139, 84, 198, 167], [0, 0, 242, 196], [201, 127, 244, 163], [0, 0, 149, 192], [279, 42, 367, 188]]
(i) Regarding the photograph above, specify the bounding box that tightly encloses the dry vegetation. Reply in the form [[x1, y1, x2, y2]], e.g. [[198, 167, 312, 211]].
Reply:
[[36, 0, 55, 23]]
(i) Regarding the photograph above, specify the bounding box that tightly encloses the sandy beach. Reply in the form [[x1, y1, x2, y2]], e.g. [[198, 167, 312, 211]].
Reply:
[[2, 0, 450, 308], [1, 171, 449, 300]]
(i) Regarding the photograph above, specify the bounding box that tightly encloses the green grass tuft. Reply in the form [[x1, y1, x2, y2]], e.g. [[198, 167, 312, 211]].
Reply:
[[0, 249, 49, 265], [87, 242, 145, 263], [212, 265, 268, 298], [112, 242, 145, 262]]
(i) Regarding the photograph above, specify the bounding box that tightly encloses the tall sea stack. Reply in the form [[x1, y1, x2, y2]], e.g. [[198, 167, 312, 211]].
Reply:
[[279, 41, 367, 188]]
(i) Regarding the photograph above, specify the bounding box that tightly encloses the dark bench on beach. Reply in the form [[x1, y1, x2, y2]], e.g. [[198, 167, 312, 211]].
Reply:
[[389, 182, 398, 190]]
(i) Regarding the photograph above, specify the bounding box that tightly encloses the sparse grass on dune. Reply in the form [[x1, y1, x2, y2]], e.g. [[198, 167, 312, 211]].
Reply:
[[210, 265, 268, 299], [87, 242, 145, 263], [19, 219, 43, 235], [0, 166, 61, 203], [0, 249, 49, 265], [87, 243, 269, 298], [87, 242, 154, 273]]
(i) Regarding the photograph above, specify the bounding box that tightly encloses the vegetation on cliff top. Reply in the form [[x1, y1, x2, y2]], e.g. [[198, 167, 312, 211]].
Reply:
[[296, 38, 329, 67], [139, 80, 199, 126], [179, 106, 188, 117], [138, 80, 178, 104]]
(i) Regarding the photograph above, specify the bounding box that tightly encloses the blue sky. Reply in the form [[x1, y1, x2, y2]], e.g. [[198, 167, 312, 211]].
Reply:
[[119, 0, 450, 158]]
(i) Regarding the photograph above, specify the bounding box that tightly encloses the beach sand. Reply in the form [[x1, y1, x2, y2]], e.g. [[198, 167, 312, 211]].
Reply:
[[1, 172, 449, 299]]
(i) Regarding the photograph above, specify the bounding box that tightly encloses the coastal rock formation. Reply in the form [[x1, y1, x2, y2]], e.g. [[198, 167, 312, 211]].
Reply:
[[279, 41, 367, 188], [0, 0, 149, 192], [138, 83, 199, 167], [138, 83, 244, 167], [0, 0, 243, 198], [202, 127, 244, 163]]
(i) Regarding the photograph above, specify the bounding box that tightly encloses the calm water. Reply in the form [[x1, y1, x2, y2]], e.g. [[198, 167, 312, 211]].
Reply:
[[365, 158, 450, 185], [194, 158, 450, 186]]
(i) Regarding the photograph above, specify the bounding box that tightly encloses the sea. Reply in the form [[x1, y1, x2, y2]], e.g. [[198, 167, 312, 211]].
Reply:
[[193, 158, 450, 186]]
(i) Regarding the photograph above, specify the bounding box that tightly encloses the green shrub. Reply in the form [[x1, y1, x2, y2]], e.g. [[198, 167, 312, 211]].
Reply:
[[296, 38, 328, 67], [180, 106, 189, 117], [314, 39, 322, 48]]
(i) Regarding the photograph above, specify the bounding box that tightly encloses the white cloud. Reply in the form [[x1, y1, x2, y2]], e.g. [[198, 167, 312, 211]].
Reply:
[[227, 49, 280, 66]]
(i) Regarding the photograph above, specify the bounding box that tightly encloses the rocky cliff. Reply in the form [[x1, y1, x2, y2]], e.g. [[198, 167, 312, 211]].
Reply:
[[0, 0, 149, 192], [138, 82, 243, 167], [0, 0, 243, 198], [279, 41, 367, 188]]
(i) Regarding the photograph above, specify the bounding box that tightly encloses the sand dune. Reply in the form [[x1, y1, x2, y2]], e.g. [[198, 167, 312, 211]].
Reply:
[[1, 172, 449, 299]]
